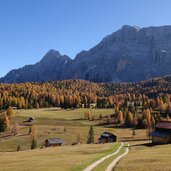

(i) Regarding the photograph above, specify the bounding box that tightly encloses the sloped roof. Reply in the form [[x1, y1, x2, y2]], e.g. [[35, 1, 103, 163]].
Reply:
[[46, 138, 64, 144], [151, 131, 170, 138], [155, 122, 171, 130], [101, 132, 116, 138]]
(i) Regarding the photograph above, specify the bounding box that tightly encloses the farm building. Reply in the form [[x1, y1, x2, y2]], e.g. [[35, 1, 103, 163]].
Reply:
[[45, 138, 64, 147], [98, 132, 117, 143], [151, 122, 171, 144]]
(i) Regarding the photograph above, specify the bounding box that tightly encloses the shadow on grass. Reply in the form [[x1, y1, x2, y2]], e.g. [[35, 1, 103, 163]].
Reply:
[[95, 123, 126, 129], [130, 141, 168, 147], [71, 118, 86, 121]]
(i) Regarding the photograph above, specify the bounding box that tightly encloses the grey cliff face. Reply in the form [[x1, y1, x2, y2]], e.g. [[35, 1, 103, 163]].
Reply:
[[0, 49, 72, 83], [1, 25, 171, 83], [62, 25, 171, 82]]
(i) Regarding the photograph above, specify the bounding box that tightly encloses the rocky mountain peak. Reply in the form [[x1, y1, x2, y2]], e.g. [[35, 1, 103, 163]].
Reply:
[[120, 25, 141, 32], [1, 25, 171, 83], [45, 49, 62, 57], [40, 49, 61, 62], [40, 49, 71, 65]]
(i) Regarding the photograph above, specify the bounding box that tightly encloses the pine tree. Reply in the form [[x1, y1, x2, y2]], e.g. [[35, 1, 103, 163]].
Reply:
[[99, 113, 103, 123], [17, 145, 20, 151], [132, 128, 136, 137], [0, 115, 6, 132], [126, 112, 133, 127], [31, 137, 37, 150], [87, 126, 94, 144], [117, 110, 124, 124]]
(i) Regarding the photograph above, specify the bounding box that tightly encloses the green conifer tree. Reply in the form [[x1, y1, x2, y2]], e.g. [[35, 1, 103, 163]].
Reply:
[[132, 128, 136, 136], [17, 145, 20, 151], [31, 137, 37, 150], [87, 126, 94, 144]]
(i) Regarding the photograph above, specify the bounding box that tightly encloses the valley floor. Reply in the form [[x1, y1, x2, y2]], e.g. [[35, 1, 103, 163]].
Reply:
[[0, 108, 170, 171], [1, 141, 171, 171]]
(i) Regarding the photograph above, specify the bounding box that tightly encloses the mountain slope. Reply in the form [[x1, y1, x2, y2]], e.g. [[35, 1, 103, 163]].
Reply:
[[0, 50, 72, 83], [1, 25, 171, 83], [62, 25, 171, 82]]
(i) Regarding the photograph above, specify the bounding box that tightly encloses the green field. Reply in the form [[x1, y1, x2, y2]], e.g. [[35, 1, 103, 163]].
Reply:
[[0, 108, 147, 152], [1, 108, 166, 171], [0, 143, 120, 171], [0, 108, 115, 151]]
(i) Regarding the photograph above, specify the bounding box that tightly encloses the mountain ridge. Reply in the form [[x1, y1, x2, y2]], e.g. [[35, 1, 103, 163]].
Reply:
[[1, 25, 171, 83]]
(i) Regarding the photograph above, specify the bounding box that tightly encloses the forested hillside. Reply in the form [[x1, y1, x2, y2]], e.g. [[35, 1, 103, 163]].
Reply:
[[0, 76, 171, 110]]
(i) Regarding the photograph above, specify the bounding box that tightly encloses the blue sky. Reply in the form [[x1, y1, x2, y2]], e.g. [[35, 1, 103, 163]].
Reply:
[[0, 0, 171, 77]]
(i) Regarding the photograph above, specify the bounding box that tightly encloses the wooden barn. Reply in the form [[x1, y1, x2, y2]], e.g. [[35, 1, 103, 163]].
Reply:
[[151, 122, 171, 144], [45, 138, 64, 147], [98, 132, 117, 143]]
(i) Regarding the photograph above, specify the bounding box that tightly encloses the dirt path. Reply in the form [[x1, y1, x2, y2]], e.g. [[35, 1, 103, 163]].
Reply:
[[105, 144, 129, 171], [83, 142, 124, 171]]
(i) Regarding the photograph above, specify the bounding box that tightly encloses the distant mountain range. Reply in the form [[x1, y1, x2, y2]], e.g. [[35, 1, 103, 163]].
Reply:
[[1, 25, 171, 83]]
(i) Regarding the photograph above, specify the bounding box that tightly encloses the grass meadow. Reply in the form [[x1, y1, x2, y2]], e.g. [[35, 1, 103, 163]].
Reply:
[[115, 141, 171, 171], [0, 108, 169, 171], [0, 108, 147, 152]]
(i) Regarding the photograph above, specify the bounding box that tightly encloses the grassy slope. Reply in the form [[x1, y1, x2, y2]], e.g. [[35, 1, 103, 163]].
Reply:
[[115, 141, 171, 171], [0, 143, 119, 171], [0, 108, 115, 151], [0, 108, 170, 171], [0, 108, 147, 152]]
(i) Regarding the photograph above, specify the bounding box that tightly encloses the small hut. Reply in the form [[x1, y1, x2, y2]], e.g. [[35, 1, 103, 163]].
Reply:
[[151, 122, 171, 144], [45, 138, 64, 147], [98, 132, 117, 143]]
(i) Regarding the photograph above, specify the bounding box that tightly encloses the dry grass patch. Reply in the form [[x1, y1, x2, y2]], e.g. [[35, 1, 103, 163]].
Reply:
[[0, 108, 147, 152], [0, 143, 119, 171], [115, 141, 171, 171]]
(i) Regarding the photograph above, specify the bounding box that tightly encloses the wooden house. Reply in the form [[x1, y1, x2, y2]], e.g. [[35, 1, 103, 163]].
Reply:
[[45, 138, 64, 147], [98, 132, 117, 143], [151, 122, 171, 144]]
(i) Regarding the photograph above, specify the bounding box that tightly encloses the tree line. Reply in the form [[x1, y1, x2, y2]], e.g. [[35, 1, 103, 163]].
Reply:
[[0, 78, 171, 110]]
